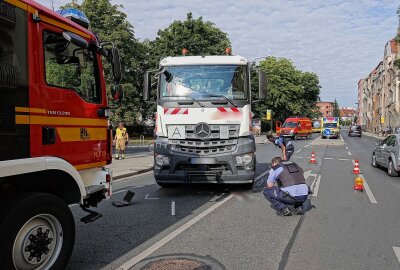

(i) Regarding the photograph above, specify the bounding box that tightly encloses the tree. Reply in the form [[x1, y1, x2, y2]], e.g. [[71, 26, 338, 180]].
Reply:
[[149, 12, 231, 68], [251, 57, 321, 122], [333, 99, 340, 118]]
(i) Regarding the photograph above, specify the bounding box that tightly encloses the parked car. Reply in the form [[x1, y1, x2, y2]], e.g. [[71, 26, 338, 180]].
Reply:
[[371, 134, 400, 176], [348, 125, 362, 137]]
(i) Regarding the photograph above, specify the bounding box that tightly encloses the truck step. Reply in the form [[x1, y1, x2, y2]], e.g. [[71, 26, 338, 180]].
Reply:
[[80, 206, 102, 224]]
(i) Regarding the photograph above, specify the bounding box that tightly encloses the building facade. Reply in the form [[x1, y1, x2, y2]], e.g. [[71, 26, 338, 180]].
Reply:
[[316, 101, 334, 118], [358, 39, 400, 133]]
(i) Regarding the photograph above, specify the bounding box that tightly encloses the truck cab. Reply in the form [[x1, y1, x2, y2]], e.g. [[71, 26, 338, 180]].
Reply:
[[144, 55, 267, 187]]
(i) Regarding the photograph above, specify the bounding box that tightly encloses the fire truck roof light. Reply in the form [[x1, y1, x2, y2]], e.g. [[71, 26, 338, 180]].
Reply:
[[56, 8, 90, 29]]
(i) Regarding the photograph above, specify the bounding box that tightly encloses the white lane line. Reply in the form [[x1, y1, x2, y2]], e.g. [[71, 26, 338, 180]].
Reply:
[[116, 194, 233, 270], [338, 158, 350, 161], [393, 247, 400, 264], [296, 149, 302, 153], [304, 144, 309, 148], [313, 175, 321, 197], [324, 157, 333, 160], [255, 169, 270, 180], [359, 174, 378, 204], [348, 151, 352, 156], [293, 156, 304, 159], [346, 146, 349, 150], [145, 194, 159, 200]]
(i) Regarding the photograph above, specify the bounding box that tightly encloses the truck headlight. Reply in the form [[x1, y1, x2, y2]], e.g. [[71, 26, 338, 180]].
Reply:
[[236, 153, 254, 166], [155, 154, 170, 166]]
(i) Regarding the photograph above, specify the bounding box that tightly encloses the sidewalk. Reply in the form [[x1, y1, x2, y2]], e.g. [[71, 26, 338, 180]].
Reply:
[[362, 131, 385, 140], [106, 155, 154, 180]]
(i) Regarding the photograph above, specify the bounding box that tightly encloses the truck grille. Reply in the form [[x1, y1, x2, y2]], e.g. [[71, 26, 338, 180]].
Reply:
[[184, 124, 239, 140], [169, 139, 238, 155]]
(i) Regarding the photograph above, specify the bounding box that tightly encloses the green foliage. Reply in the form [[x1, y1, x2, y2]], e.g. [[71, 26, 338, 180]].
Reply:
[[149, 12, 231, 68], [333, 99, 340, 117], [252, 57, 321, 121]]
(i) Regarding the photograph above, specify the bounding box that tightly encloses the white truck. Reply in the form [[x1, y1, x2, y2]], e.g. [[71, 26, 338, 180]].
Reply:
[[143, 55, 267, 187]]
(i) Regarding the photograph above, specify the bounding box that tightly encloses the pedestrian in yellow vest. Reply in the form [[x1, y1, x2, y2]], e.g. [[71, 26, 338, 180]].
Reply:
[[114, 122, 129, 159]]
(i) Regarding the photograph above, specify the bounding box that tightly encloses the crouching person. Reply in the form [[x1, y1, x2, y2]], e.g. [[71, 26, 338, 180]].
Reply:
[[263, 157, 309, 216]]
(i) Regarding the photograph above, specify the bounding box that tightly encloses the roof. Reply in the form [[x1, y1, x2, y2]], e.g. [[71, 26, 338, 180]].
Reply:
[[340, 108, 356, 117], [390, 39, 398, 54], [21, 0, 95, 40], [160, 55, 248, 66]]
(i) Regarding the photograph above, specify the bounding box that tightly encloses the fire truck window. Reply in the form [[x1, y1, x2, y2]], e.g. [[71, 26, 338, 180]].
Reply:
[[43, 31, 100, 103], [0, 4, 28, 133]]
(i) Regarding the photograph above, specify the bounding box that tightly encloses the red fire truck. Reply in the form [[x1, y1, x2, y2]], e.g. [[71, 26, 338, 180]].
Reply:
[[0, 1, 122, 269]]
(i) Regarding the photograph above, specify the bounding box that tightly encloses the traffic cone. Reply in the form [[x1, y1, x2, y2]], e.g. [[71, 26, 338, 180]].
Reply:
[[353, 160, 360, 174], [309, 151, 317, 164], [354, 174, 363, 192]]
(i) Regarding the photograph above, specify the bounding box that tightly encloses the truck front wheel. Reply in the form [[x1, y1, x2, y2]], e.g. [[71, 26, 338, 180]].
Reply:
[[0, 192, 75, 270]]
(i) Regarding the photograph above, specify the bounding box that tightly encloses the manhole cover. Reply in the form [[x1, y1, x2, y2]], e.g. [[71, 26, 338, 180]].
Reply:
[[131, 254, 225, 270]]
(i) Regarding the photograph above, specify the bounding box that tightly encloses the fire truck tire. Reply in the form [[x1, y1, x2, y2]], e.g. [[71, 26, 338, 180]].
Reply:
[[0, 192, 75, 270]]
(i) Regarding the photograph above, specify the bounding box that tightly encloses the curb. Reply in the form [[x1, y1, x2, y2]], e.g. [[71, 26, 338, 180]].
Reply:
[[113, 167, 154, 181]]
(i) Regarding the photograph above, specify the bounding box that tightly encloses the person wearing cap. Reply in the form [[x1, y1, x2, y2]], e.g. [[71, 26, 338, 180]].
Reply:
[[266, 134, 295, 161], [114, 121, 129, 159], [263, 157, 309, 216]]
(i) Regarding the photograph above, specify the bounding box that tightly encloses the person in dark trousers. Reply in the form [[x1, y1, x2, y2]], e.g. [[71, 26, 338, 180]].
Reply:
[[266, 134, 295, 161], [263, 157, 309, 216]]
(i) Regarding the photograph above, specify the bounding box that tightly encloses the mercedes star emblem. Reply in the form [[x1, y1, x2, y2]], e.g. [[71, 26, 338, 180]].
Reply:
[[195, 123, 211, 139]]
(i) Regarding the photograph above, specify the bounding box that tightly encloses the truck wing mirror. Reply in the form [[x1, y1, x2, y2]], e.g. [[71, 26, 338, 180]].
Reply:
[[111, 84, 123, 105], [258, 70, 267, 100], [106, 47, 122, 84], [143, 71, 152, 101]]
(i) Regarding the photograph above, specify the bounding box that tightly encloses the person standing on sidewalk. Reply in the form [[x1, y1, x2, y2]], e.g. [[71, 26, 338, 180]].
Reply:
[[263, 157, 309, 216], [114, 121, 129, 159], [266, 134, 295, 161]]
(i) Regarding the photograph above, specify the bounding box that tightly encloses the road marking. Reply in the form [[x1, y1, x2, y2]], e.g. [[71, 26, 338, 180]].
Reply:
[[323, 157, 333, 160], [116, 194, 233, 270], [255, 169, 270, 180], [346, 146, 348, 150], [304, 144, 309, 148], [348, 151, 352, 156], [310, 175, 321, 197], [359, 174, 378, 204], [145, 194, 159, 200], [338, 158, 350, 161], [393, 247, 400, 264], [296, 149, 302, 153], [293, 156, 304, 159]]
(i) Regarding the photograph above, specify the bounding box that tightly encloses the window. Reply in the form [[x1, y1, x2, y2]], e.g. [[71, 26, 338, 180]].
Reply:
[[43, 31, 100, 103], [159, 65, 248, 100]]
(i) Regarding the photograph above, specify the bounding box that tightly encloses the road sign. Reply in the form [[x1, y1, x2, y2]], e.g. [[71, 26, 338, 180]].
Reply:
[[323, 129, 331, 136], [380, 117, 385, 124], [266, 110, 271, 120]]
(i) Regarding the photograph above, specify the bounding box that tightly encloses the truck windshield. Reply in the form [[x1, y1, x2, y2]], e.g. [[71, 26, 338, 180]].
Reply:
[[282, 122, 298, 128], [324, 123, 337, 128], [159, 65, 247, 100]]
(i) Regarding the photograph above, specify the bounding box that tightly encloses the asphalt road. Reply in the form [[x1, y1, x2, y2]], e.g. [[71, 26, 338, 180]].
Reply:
[[66, 132, 400, 270]]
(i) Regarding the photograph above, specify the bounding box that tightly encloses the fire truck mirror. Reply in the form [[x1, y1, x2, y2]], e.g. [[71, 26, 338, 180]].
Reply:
[[109, 47, 122, 84], [62, 31, 88, 49], [111, 84, 123, 104]]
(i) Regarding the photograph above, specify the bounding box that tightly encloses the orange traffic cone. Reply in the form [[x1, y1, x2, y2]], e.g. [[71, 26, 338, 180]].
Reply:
[[354, 174, 363, 191], [353, 160, 360, 174], [309, 151, 317, 164]]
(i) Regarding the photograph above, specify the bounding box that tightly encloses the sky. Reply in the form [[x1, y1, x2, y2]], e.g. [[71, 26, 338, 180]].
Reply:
[[37, 0, 399, 107]]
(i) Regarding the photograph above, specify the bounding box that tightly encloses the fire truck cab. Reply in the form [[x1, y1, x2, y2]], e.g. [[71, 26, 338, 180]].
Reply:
[[0, 1, 122, 269]]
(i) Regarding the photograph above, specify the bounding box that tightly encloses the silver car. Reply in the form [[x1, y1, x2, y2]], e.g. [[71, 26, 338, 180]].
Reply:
[[372, 134, 400, 176]]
